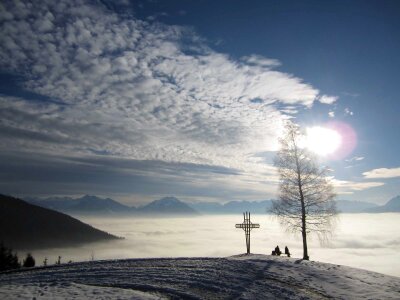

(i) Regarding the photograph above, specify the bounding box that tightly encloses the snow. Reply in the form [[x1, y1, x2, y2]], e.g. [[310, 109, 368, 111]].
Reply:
[[1, 254, 399, 299], [0, 283, 162, 300]]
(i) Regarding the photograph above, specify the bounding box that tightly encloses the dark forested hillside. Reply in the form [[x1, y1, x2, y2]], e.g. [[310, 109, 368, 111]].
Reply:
[[0, 194, 119, 249]]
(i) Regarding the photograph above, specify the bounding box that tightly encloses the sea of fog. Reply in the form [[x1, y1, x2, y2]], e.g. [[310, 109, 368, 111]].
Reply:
[[28, 214, 400, 277]]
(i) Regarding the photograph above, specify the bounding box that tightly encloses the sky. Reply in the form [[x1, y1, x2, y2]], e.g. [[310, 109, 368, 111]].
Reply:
[[0, 0, 399, 205]]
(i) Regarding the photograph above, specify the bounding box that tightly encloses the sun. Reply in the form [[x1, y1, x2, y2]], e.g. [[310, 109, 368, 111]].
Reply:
[[304, 126, 342, 156]]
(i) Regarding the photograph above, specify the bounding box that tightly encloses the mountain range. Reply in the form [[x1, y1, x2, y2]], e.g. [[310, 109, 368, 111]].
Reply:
[[188, 200, 273, 214], [26, 194, 132, 215], [364, 195, 400, 213], [24, 195, 400, 216], [335, 200, 378, 213], [25, 195, 198, 216], [0, 194, 119, 249], [136, 196, 198, 215]]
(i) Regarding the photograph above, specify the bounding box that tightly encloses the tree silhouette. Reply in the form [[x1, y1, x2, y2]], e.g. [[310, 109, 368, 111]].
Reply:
[[271, 123, 337, 260], [23, 253, 35, 268], [0, 242, 20, 271]]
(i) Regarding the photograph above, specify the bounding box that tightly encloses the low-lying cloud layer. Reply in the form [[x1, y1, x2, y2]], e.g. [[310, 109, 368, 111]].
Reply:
[[28, 214, 400, 277]]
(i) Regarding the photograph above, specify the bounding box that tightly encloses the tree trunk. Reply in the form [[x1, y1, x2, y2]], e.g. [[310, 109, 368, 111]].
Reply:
[[294, 134, 309, 261], [299, 179, 309, 260], [301, 213, 309, 260]]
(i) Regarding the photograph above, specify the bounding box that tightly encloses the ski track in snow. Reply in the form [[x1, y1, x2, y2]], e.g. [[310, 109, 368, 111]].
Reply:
[[0, 254, 399, 299]]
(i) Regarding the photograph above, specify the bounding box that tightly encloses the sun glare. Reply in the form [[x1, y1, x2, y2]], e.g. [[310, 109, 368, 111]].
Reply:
[[304, 126, 342, 156]]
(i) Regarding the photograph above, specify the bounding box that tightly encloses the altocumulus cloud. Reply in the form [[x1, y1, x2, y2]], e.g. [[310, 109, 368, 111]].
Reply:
[[330, 178, 384, 195], [363, 167, 400, 179], [0, 0, 337, 201]]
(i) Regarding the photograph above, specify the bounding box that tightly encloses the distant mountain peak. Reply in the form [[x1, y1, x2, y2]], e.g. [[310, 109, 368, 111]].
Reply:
[[364, 195, 400, 213], [138, 196, 198, 214], [156, 196, 181, 204], [79, 194, 102, 200], [387, 195, 400, 201], [385, 195, 400, 208], [82, 194, 95, 198], [161, 196, 179, 200]]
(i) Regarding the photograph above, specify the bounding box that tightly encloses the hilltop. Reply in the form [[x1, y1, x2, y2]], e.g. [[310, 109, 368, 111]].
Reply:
[[0, 254, 399, 299]]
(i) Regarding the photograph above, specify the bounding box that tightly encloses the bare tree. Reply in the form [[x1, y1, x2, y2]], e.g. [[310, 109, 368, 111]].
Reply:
[[271, 123, 337, 260], [90, 250, 95, 261]]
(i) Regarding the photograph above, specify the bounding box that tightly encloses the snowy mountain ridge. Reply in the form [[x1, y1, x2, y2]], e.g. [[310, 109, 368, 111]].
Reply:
[[1, 254, 399, 299], [25, 194, 400, 216]]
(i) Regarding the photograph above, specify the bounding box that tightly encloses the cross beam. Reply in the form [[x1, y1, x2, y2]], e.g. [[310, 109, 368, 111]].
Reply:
[[235, 211, 260, 254]]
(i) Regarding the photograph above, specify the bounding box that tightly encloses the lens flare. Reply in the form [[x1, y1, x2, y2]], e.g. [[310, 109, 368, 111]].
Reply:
[[327, 122, 357, 160]]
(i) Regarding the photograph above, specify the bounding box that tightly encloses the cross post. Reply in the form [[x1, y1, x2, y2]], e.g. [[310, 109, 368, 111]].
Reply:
[[235, 211, 260, 254]]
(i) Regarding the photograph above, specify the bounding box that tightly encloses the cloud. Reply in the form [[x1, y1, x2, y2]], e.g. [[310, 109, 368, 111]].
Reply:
[[330, 178, 384, 193], [0, 150, 277, 202], [29, 214, 400, 277], [0, 0, 337, 200], [345, 156, 364, 162], [328, 111, 335, 118], [318, 95, 338, 104], [344, 107, 354, 116], [240, 54, 281, 68], [363, 167, 400, 179], [343, 157, 364, 170]]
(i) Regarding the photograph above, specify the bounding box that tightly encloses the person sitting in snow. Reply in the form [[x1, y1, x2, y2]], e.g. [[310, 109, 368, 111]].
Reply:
[[275, 245, 281, 256], [285, 246, 290, 257]]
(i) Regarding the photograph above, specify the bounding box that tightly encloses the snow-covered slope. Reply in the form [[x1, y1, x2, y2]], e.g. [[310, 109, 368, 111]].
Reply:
[[1, 254, 399, 299]]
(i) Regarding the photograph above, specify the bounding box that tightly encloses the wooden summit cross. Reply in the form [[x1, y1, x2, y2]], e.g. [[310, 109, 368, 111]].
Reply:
[[235, 211, 260, 254]]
